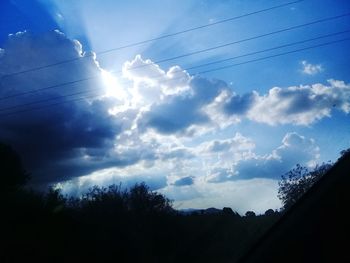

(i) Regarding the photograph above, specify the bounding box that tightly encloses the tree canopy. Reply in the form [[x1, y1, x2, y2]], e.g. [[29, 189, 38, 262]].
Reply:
[[0, 142, 29, 191], [278, 163, 332, 210]]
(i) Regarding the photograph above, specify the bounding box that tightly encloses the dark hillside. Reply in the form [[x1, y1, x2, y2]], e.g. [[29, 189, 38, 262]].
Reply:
[[240, 152, 350, 262]]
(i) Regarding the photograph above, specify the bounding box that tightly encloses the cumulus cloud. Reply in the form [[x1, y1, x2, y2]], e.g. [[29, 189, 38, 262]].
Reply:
[[0, 30, 124, 184], [160, 184, 202, 202], [232, 132, 320, 180], [246, 80, 350, 125], [218, 80, 350, 125], [223, 91, 256, 115], [301, 60, 323, 75], [161, 147, 194, 161], [0, 30, 100, 98], [0, 30, 345, 214], [173, 178, 281, 214], [206, 167, 235, 183], [122, 55, 192, 102], [137, 76, 226, 135], [202, 133, 255, 153], [205, 132, 319, 184]]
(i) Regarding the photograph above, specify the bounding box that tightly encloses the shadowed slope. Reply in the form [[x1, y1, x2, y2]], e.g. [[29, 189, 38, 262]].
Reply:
[[239, 152, 350, 262]]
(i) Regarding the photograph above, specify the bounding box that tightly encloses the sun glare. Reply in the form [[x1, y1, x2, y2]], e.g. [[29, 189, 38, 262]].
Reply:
[[101, 69, 126, 99]]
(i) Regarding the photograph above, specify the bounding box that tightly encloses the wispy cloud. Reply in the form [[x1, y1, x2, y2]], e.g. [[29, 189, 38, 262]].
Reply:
[[301, 60, 323, 75]]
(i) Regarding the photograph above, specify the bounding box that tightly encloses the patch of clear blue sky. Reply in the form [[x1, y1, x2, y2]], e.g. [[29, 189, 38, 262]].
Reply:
[[3, 0, 349, 87], [41, 0, 349, 93], [1, 0, 349, 162], [0, 0, 58, 44]]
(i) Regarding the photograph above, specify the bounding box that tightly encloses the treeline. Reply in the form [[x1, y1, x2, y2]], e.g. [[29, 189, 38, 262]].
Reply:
[[1, 142, 280, 263], [2, 182, 280, 263], [3, 143, 347, 262]]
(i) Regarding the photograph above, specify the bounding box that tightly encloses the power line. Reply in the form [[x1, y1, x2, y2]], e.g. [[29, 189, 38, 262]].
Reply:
[[1, 37, 348, 117], [1, 12, 348, 101], [0, 88, 103, 112], [0, 75, 98, 100], [195, 37, 350, 75], [1, 29, 348, 113], [185, 30, 350, 71], [107, 12, 350, 76], [0, 0, 305, 79], [0, 93, 101, 117]]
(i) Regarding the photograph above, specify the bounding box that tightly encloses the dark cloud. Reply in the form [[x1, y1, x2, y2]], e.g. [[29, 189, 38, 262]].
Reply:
[[207, 140, 232, 152], [241, 82, 350, 125], [138, 77, 225, 134], [0, 97, 122, 184], [0, 30, 125, 185], [173, 176, 194, 186], [140, 97, 209, 134], [161, 148, 194, 160], [223, 92, 255, 115]]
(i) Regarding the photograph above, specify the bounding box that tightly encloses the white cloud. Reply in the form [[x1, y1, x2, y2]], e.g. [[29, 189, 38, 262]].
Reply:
[[245, 80, 350, 125], [301, 60, 323, 75], [233, 132, 320, 180], [58, 169, 167, 196], [122, 55, 192, 102], [172, 178, 281, 214], [136, 76, 225, 136], [57, 130, 315, 213], [201, 133, 255, 153], [1, 30, 345, 213], [215, 79, 350, 126]]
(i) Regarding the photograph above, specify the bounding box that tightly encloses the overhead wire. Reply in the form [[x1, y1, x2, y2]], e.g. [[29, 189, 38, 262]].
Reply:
[[1, 12, 349, 101], [1, 37, 348, 117], [0, 29, 349, 113], [0, 0, 305, 79]]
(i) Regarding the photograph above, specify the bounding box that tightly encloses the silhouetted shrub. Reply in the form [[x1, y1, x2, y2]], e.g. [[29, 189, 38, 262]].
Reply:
[[0, 143, 29, 191], [245, 211, 256, 217]]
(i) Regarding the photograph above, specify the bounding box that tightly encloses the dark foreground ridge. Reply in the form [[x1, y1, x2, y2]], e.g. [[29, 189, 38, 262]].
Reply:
[[239, 151, 350, 263], [0, 143, 278, 263], [2, 186, 280, 263], [1, 143, 349, 262]]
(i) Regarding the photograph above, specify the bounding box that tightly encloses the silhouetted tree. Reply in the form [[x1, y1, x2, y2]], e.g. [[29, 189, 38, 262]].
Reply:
[[0, 143, 29, 191], [80, 184, 128, 215], [79, 182, 173, 215], [278, 163, 332, 210], [222, 207, 240, 217], [245, 211, 256, 217], [264, 209, 275, 216], [223, 207, 234, 215], [128, 182, 173, 214], [44, 188, 67, 213]]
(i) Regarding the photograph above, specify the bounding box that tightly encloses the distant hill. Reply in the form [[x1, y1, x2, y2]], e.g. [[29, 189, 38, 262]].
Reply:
[[179, 207, 239, 215]]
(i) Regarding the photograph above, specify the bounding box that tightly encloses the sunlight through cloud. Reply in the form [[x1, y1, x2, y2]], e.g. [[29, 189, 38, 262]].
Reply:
[[101, 69, 126, 99]]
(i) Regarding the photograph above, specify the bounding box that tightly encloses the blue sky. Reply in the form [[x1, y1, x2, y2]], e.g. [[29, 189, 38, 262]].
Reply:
[[0, 0, 349, 213]]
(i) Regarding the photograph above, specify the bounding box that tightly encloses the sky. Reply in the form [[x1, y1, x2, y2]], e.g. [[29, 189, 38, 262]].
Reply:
[[0, 0, 349, 214]]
